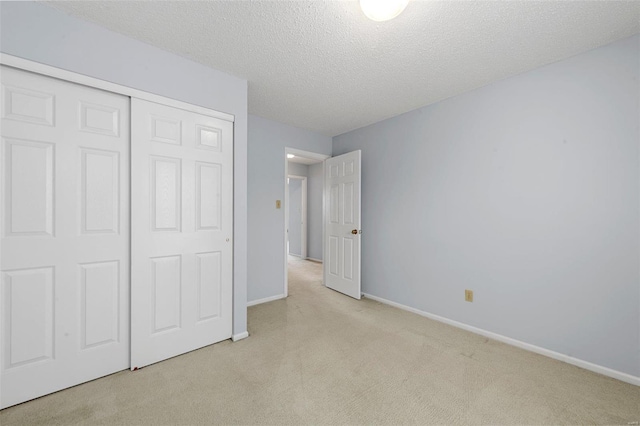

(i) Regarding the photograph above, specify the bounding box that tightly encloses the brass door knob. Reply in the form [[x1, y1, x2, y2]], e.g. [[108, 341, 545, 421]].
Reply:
[[351, 229, 358, 235]]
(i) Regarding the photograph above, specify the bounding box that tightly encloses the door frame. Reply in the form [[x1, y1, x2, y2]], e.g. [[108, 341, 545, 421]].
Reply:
[[283, 148, 330, 297], [286, 174, 307, 259]]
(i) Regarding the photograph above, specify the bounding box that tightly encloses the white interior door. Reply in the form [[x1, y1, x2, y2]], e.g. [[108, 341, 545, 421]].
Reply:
[[324, 150, 361, 299], [131, 98, 233, 369], [1, 66, 130, 408]]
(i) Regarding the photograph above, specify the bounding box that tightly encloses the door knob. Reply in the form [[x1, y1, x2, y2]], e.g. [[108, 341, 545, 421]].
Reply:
[[351, 229, 358, 235]]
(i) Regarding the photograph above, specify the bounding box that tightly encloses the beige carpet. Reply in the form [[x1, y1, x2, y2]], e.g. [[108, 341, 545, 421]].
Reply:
[[2, 257, 639, 425]]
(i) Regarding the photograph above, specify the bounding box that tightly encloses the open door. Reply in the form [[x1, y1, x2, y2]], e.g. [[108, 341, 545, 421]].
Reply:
[[324, 150, 361, 299]]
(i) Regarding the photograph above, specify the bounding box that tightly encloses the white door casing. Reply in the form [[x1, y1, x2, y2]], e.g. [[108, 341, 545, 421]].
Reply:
[[131, 99, 233, 369], [324, 150, 362, 299], [0, 66, 130, 408]]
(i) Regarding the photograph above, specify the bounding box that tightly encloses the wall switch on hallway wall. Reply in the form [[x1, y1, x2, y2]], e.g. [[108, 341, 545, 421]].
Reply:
[[276, 200, 281, 209], [465, 289, 473, 302]]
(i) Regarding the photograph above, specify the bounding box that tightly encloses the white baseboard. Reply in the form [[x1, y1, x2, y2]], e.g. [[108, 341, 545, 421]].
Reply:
[[306, 257, 323, 263], [232, 331, 249, 342], [363, 293, 640, 387], [247, 294, 286, 307]]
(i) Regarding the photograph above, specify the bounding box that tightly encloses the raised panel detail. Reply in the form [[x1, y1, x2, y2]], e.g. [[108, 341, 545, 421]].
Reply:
[[151, 256, 181, 334], [2, 85, 54, 126], [196, 252, 221, 322], [79, 102, 119, 137], [4, 139, 54, 237], [329, 164, 339, 178], [195, 125, 222, 152], [344, 160, 355, 176], [151, 116, 181, 145], [329, 236, 339, 276], [2, 267, 54, 369], [80, 261, 119, 349], [329, 184, 339, 224], [81, 149, 119, 234], [343, 182, 354, 225], [151, 156, 181, 232], [343, 238, 354, 280], [196, 162, 221, 231]]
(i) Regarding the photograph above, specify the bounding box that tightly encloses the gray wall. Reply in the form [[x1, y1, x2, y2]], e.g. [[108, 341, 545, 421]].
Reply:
[[288, 178, 303, 256], [307, 163, 324, 261], [248, 115, 332, 303], [333, 35, 640, 377], [0, 1, 249, 336]]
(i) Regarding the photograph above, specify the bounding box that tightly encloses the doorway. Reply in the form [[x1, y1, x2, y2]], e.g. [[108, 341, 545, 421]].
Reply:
[[283, 148, 329, 297]]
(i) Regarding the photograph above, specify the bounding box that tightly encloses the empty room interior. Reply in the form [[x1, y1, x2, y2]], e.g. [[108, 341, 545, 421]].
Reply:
[[1, 1, 639, 424]]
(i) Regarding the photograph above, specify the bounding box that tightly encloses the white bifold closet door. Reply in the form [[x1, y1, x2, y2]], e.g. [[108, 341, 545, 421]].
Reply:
[[130, 99, 233, 369], [0, 66, 130, 408]]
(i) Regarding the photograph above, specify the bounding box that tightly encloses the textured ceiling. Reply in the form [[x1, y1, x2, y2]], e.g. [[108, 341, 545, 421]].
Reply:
[[47, 1, 640, 136]]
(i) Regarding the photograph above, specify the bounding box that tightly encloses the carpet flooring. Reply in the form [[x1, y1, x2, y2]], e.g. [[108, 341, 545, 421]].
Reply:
[[1, 257, 639, 425]]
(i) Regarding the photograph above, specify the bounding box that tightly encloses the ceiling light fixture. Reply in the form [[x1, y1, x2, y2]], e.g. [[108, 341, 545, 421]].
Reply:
[[287, 154, 295, 159], [360, 0, 409, 22]]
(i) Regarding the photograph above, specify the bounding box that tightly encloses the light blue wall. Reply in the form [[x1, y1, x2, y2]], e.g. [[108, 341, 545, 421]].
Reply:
[[333, 35, 640, 377], [288, 178, 303, 256], [288, 162, 309, 177], [287, 162, 308, 258], [307, 163, 324, 261], [248, 115, 332, 302], [0, 1, 249, 336]]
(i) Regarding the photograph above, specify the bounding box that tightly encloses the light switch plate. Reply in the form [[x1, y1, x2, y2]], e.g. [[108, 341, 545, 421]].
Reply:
[[465, 289, 473, 302]]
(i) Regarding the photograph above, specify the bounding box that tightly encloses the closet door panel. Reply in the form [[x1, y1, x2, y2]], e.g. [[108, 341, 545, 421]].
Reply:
[[0, 66, 130, 409], [131, 99, 232, 369]]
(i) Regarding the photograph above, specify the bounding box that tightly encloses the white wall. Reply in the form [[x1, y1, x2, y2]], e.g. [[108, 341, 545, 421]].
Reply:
[[333, 35, 640, 377], [248, 115, 332, 303], [0, 1, 249, 336], [307, 163, 324, 261]]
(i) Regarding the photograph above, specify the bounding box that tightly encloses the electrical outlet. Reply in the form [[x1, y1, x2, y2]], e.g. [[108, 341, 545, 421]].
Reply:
[[276, 200, 281, 209], [465, 289, 473, 302]]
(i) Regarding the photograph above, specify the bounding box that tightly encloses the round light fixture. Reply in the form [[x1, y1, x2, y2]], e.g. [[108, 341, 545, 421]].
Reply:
[[360, 0, 409, 22]]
